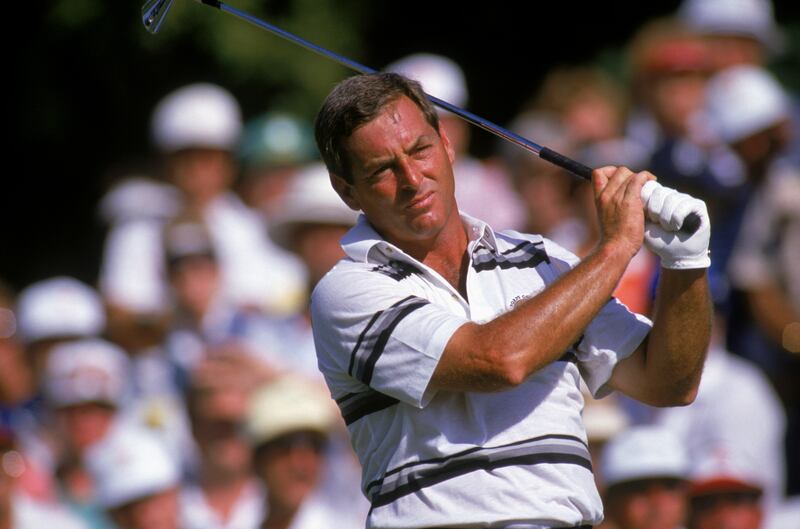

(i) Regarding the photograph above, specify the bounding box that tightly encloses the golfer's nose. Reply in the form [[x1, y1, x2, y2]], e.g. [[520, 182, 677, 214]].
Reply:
[[397, 157, 423, 189]]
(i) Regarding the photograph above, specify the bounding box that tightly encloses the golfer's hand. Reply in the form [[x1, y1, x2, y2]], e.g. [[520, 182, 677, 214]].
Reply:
[[593, 166, 650, 260], [640, 180, 711, 269]]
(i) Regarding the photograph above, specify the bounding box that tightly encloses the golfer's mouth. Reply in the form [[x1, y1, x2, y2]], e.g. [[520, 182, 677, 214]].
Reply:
[[406, 191, 434, 211]]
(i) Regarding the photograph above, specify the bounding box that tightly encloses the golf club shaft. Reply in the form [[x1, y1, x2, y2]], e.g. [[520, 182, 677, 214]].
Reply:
[[197, 0, 590, 179], [183, 0, 701, 234]]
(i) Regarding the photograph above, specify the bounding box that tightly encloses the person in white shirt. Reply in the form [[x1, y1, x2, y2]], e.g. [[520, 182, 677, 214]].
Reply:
[[310, 72, 713, 528], [99, 83, 306, 323]]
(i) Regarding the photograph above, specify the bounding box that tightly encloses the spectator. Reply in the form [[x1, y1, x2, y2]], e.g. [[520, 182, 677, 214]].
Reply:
[[265, 162, 366, 515], [0, 426, 89, 529], [501, 113, 588, 253], [245, 376, 364, 529], [713, 65, 799, 499], [180, 370, 263, 529], [677, 0, 800, 168], [655, 303, 787, 518], [533, 65, 648, 170], [687, 455, 767, 529], [12, 277, 107, 501], [626, 17, 714, 160], [236, 111, 319, 217], [600, 425, 690, 529], [16, 277, 106, 389], [160, 213, 279, 389], [526, 65, 659, 315], [386, 52, 525, 231], [87, 423, 183, 529], [97, 175, 180, 355], [42, 339, 131, 529], [701, 65, 794, 362], [268, 162, 359, 294], [194, 162, 361, 385], [678, 0, 785, 71], [99, 82, 307, 330], [0, 281, 35, 430]]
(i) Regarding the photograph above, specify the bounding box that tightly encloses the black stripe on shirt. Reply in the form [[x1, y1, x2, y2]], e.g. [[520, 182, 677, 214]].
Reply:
[[348, 296, 430, 385], [368, 433, 592, 508], [472, 240, 550, 273], [336, 389, 399, 425], [372, 452, 592, 508], [371, 259, 422, 282], [360, 299, 429, 385]]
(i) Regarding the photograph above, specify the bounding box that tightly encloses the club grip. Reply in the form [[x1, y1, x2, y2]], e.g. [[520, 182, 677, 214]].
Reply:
[[680, 212, 702, 235], [538, 147, 593, 181]]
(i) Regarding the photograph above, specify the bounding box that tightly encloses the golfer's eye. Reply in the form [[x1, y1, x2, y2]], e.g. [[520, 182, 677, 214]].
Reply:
[[369, 165, 391, 180], [412, 144, 431, 157]]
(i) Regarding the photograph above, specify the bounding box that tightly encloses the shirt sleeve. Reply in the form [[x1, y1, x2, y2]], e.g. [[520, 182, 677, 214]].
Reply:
[[311, 263, 469, 408], [542, 237, 653, 398], [576, 298, 652, 398]]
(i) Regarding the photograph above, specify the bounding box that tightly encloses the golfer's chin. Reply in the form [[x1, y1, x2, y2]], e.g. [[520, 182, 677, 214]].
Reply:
[[398, 207, 454, 243]]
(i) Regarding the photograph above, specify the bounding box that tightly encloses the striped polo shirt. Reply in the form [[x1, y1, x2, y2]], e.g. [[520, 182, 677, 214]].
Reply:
[[311, 213, 652, 528]]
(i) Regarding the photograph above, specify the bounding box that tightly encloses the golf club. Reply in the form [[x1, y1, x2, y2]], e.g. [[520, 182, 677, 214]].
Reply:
[[141, 0, 702, 235]]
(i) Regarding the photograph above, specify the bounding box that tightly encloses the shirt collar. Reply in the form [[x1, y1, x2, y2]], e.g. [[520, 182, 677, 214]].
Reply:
[[340, 212, 499, 265]]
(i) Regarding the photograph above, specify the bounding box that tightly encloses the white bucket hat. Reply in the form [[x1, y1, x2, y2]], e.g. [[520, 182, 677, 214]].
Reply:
[[678, 0, 784, 53], [44, 338, 130, 408], [151, 83, 242, 152], [386, 53, 468, 110], [601, 425, 689, 488], [87, 423, 181, 509], [267, 162, 359, 251], [245, 375, 336, 447], [703, 65, 790, 143], [16, 277, 105, 343]]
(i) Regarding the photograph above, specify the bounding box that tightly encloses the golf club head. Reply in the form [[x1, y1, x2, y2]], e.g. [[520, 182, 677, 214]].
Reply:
[[142, 0, 176, 34]]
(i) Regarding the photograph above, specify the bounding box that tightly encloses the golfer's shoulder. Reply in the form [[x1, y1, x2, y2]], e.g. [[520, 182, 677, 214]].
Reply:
[[310, 257, 397, 310]]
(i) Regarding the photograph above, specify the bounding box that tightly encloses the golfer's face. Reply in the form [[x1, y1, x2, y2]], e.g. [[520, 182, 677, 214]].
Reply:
[[342, 96, 457, 248]]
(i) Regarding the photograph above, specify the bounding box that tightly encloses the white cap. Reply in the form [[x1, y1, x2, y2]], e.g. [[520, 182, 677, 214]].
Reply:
[[163, 219, 215, 264], [703, 65, 790, 143], [245, 375, 336, 447], [87, 423, 181, 509], [386, 53, 468, 108], [267, 163, 359, 251], [689, 441, 766, 496], [17, 277, 105, 343], [151, 83, 242, 152], [678, 0, 784, 52], [582, 396, 630, 443], [44, 339, 130, 408], [98, 177, 182, 224], [601, 425, 689, 488]]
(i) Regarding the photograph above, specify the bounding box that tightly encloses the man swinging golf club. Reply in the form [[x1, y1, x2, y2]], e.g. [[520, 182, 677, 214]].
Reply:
[[310, 72, 712, 529]]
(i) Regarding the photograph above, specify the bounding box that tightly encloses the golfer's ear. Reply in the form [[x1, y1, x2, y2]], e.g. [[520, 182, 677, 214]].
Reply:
[[439, 123, 455, 166], [330, 172, 361, 211]]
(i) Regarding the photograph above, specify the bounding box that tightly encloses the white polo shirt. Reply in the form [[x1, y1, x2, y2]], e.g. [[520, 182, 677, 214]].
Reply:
[[311, 214, 652, 529]]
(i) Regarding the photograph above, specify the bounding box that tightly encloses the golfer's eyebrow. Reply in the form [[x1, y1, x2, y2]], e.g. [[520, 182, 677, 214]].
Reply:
[[363, 134, 435, 174]]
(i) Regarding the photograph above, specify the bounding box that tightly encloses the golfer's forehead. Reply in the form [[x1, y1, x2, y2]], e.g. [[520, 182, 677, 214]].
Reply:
[[345, 97, 434, 160]]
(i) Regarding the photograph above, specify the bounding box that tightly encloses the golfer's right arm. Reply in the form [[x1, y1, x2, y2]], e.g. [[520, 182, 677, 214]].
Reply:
[[429, 167, 649, 392]]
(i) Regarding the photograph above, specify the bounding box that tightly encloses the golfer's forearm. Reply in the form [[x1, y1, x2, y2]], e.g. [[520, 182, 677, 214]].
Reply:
[[645, 268, 712, 404], [434, 242, 632, 391]]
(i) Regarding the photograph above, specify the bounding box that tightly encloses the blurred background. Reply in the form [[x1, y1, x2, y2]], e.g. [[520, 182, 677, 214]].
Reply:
[[2, 2, 800, 529], [4, 0, 797, 286]]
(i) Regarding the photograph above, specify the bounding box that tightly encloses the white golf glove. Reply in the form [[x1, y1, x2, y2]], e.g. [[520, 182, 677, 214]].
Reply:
[[640, 180, 711, 270]]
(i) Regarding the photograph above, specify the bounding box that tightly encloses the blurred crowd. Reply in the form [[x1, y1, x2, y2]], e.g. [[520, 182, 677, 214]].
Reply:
[[1, 0, 798, 528]]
